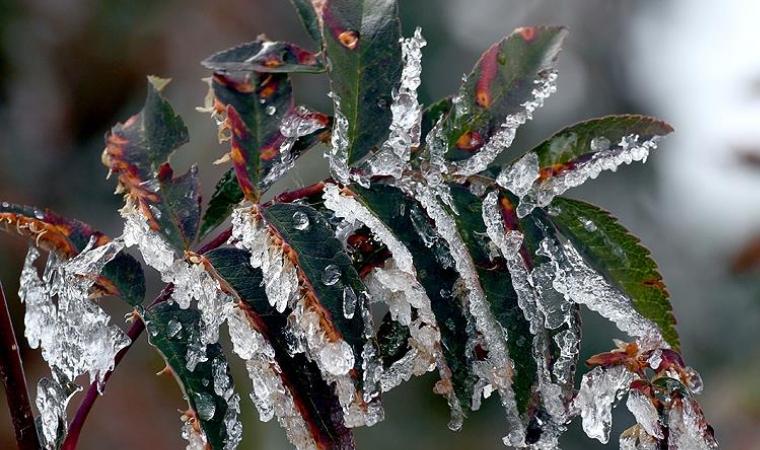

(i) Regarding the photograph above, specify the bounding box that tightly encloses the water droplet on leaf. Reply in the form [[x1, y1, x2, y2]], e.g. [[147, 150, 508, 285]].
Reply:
[[265, 105, 276, 116], [292, 211, 310, 230], [322, 264, 341, 286]]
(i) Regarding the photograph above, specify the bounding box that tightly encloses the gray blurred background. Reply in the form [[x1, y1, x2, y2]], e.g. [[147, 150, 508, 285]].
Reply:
[[1, 0, 759, 448]]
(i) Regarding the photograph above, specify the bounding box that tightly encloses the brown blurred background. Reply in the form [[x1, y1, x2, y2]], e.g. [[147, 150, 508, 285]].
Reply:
[[1, 0, 759, 449]]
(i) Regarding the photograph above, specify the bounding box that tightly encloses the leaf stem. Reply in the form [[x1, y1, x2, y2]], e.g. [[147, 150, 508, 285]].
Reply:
[[273, 180, 326, 204], [0, 282, 41, 450], [196, 226, 232, 255]]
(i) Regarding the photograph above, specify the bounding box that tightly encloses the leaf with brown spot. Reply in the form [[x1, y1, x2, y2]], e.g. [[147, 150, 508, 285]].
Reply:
[[443, 26, 567, 161], [202, 38, 325, 73], [0, 203, 145, 306]]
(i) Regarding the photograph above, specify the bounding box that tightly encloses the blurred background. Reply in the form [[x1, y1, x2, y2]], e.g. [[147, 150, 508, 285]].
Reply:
[[1, 0, 759, 448]]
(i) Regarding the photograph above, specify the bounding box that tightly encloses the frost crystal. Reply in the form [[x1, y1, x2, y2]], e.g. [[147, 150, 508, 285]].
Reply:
[[513, 134, 663, 217], [538, 237, 666, 348], [572, 365, 636, 444], [454, 69, 557, 176], [626, 388, 663, 439], [367, 27, 426, 179], [326, 92, 351, 184], [262, 106, 325, 188], [323, 183, 415, 274], [232, 208, 299, 313]]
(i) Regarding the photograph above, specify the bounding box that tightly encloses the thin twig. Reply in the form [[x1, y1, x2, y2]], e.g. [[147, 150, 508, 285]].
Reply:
[[0, 282, 41, 450]]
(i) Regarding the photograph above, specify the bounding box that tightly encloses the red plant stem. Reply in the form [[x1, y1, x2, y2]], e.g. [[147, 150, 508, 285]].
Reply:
[[62, 223, 232, 449], [273, 180, 327, 204], [0, 282, 40, 450]]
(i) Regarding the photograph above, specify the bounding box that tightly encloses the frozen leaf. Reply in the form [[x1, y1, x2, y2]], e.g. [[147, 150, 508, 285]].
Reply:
[[205, 247, 356, 449], [144, 302, 240, 450], [202, 38, 324, 73], [0, 202, 146, 305], [443, 27, 566, 163], [667, 393, 718, 450], [626, 385, 663, 439], [503, 115, 673, 217], [322, 0, 402, 166], [544, 197, 678, 349]]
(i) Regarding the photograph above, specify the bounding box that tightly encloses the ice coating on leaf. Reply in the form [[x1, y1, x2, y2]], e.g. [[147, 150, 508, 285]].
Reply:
[[367, 27, 426, 179], [227, 307, 314, 449], [323, 183, 415, 274], [626, 388, 663, 439], [211, 357, 243, 450], [262, 105, 326, 188], [538, 237, 666, 349], [18, 241, 131, 389], [326, 92, 351, 185], [572, 365, 636, 444], [552, 327, 580, 385], [231, 208, 299, 313], [454, 69, 557, 177], [421, 118, 456, 211], [409, 183, 525, 444], [496, 152, 539, 198], [184, 322, 208, 372], [122, 204, 176, 272], [36, 377, 71, 449], [667, 395, 718, 450], [181, 415, 208, 450], [319, 341, 355, 376], [514, 134, 663, 217]]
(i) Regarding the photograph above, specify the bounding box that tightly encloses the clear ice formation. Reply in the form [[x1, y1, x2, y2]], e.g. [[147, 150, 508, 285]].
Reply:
[[326, 92, 351, 185], [367, 28, 426, 180], [667, 395, 718, 450], [453, 69, 557, 177], [262, 106, 326, 188], [626, 388, 663, 439], [496, 133, 664, 218], [572, 365, 635, 444]]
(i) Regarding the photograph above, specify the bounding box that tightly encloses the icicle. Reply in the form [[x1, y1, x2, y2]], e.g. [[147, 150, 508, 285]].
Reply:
[[231, 208, 299, 313], [261, 106, 326, 188], [36, 376, 79, 449], [121, 203, 176, 273], [409, 183, 525, 445], [326, 92, 351, 185], [537, 237, 666, 349], [367, 27, 426, 180], [572, 365, 636, 444], [211, 357, 243, 450], [454, 69, 557, 177], [511, 134, 663, 217], [323, 183, 415, 274]]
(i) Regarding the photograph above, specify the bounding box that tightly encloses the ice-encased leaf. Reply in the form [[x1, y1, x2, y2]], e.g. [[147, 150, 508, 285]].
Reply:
[[144, 302, 241, 450], [572, 365, 636, 444], [501, 115, 673, 217], [443, 26, 566, 163], [544, 197, 679, 349], [348, 182, 475, 430], [257, 203, 381, 426], [0, 202, 146, 305], [667, 392, 718, 450], [322, 0, 402, 166], [202, 38, 325, 73], [200, 168, 244, 238], [205, 247, 356, 449]]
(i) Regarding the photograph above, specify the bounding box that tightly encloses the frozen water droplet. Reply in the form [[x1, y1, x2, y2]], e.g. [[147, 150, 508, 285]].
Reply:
[[546, 204, 562, 216], [343, 287, 357, 319], [647, 349, 662, 370], [684, 366, 704, 394], [265, 105, 276, 116], [322, 264, 341, 286], [580, 216, 598, 232], [194, 392, 217, 421], [590, 136, 611, 152], [34, 210, 45, 220], [167, 319, 182, 338], [338, 30, 360, 50], [292, 211, 310, 230], [1, 201, 9, 208], [319, 341, 354, 375]]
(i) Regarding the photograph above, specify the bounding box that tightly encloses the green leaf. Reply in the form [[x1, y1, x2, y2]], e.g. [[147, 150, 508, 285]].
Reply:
[[322, 0, 402, 165], [204, 247, 357, 449], [290, 0, 323, 45], [143, 302, 238, 450], [202, 39, 325, 73], [142, 163, 202, 250], [544, 197, 679, 349], [531, 115, 674, 170], [348, 183, 478, 416], [375, 312, 410, 369], [443, 26, 567, 161], [200, 168, 244, 238], [103, 76, 189, 192], [0, 203, 145, 306], [446, 185, 536, 414], [260, 203, 372, 392]]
